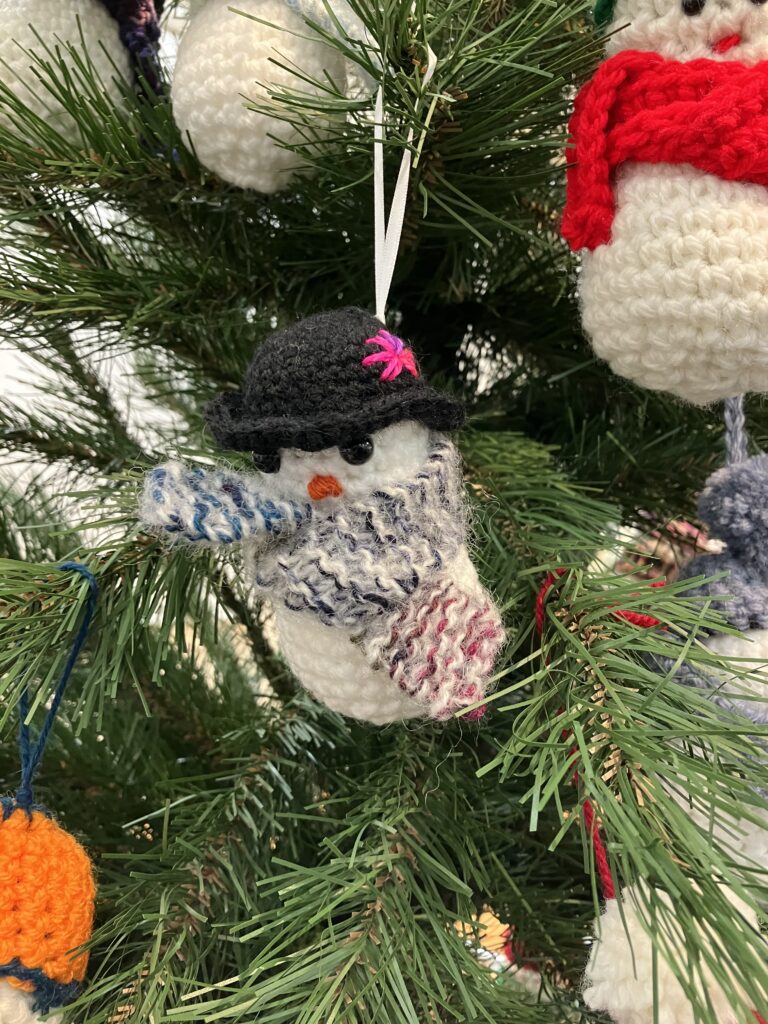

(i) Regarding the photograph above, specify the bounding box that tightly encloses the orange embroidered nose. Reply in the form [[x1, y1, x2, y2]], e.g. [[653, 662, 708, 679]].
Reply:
[[307, 475, 343, 501]]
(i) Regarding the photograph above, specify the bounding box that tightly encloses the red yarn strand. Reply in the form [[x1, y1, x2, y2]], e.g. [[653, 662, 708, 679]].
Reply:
[[535, 567, 662, 902], [562, 51, 768, 251], [582, 796, 616, 900]]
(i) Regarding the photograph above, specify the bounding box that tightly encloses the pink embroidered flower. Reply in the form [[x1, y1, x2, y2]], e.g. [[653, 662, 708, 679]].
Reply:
[[362, 329, 419, 381]]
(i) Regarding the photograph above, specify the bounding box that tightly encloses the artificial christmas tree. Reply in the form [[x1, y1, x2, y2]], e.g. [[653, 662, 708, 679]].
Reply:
[[0, 1, 766, 1022]]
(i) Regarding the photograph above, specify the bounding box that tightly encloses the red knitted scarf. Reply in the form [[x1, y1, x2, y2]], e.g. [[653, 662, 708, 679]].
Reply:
[[561, 50, 768, 251]]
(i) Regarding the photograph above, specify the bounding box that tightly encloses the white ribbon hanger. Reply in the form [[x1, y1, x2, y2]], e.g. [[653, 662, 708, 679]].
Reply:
[[373, 42, 438, 322]]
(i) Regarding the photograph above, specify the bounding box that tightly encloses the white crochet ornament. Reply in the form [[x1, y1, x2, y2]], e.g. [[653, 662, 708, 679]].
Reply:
[[140, 308, 504, 725], [245, 423, 492, 724], [566, 0, 768, 405], [171, 0, 366, 192], [584, 882, 761, 1024], [0, 0, 130, 144]]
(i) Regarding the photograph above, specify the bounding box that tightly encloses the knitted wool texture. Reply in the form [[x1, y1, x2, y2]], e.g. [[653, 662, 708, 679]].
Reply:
[[0, 806, 95, 1016], [361, 552, 503, 720], [563, 35, 768, 404], [248, 441, 465, 626], [205, 308, 465, 454], [0, 0, 131, 144], [140, 462, 310, 544], [171, 0, 364, 192], [141, 441, 503, 723], [562, 52, 768, 252]]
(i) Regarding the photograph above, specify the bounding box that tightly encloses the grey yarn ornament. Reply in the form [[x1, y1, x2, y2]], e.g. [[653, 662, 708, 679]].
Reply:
[[651, 397, 768, 727]]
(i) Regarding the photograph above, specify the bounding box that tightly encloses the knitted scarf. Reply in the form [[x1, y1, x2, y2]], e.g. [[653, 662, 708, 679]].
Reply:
[[247, 440, 467, 628], [140, 441, 503, 719], [561, 50, 768, 252]]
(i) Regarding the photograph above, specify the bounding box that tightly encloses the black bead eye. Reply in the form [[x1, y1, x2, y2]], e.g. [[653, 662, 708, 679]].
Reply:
[[339, 437, 374, 465], [682, 0, 706, 12], [252, 450, 280, 474], [752, 0, 768, 6]]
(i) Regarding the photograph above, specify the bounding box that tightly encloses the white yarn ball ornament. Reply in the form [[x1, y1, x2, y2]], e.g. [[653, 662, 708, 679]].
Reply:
[[583, 883, 761, 1024], [0, 0, 130, 144], [171, 0, 361, 192]]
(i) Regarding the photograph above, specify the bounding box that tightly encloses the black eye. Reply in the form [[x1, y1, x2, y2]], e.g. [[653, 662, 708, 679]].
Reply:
[[752, 0, 768, 6], [682, 0, 706, 13], [252, 451, 280, 473], [339, 437, 374, 465]]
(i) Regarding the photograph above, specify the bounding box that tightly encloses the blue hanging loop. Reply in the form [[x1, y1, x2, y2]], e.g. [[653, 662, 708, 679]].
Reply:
[[15, 562, 98, 811]]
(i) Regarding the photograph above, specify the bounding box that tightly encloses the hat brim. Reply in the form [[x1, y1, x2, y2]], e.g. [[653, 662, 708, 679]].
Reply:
[[205, 389, 466, 453]]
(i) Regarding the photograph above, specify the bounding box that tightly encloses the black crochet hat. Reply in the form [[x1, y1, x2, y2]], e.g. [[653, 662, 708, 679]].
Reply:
[[205, 307, 465, 453]]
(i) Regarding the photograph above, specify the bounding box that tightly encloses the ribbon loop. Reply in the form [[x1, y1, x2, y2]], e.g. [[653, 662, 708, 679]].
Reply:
[[374, 44, 438, 322]]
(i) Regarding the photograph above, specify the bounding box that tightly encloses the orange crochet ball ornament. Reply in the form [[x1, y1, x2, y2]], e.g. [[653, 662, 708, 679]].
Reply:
[[0, 803, 95, 1015]]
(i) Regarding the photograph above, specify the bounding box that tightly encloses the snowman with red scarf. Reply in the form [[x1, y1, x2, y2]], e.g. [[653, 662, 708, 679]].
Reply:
[[562, 0, 768, 406]]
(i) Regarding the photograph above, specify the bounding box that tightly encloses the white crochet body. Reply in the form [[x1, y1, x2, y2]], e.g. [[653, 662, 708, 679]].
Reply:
[[267, 546, 483, 725], [583, 883, 760, 1024], [581, 164, 768, 405], [702, 628, 768, 865], [172, 0, 359, 192], [579, 0, 768, 405], [0, 0, 130, 144], [0, 984, 57, 1024]]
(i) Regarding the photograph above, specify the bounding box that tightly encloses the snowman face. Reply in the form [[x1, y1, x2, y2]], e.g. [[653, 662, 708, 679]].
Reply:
[[251, 420, 433, 505], [606, 0, 768, 63]]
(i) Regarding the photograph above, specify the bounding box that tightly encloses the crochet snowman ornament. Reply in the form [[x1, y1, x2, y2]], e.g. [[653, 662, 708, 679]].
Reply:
[[140, 308, 504, 725], [562, 0, 768, 405], [584, 454, 768, 1024], [171, 0, 368, 193]]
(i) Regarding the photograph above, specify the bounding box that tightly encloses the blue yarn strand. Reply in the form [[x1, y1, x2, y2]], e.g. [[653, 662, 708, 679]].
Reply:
[[16, 563, 98, 810]]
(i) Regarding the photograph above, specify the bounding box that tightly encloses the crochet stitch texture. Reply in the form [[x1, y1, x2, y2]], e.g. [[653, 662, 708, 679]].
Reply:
[[171, 0, 353, 192], [0, 805, 95, 1014], [562, 51, 768, 251], [0, 0, 132, 144], [205, 308, 465, 453], [564, 40, 768, 404]]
